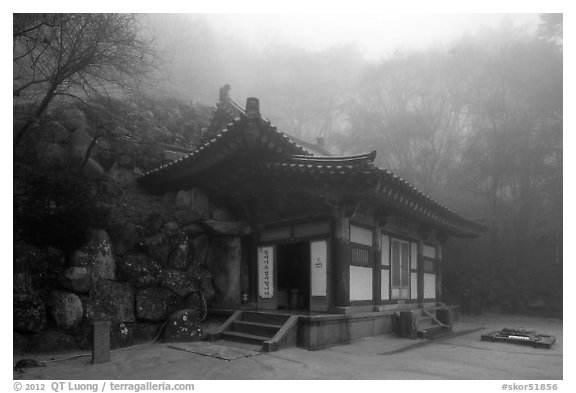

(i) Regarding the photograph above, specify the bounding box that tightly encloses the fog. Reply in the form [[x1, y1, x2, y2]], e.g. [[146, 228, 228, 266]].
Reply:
[[140, 13, 561, 311], [203, 13, 539, 60]]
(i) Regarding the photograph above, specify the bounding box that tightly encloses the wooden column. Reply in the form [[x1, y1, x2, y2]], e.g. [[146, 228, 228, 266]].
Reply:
[[417, 238, 424, 307], [372, 223, 382, 306], [332, 214, 351, 309], [436, 240, 444, 301]]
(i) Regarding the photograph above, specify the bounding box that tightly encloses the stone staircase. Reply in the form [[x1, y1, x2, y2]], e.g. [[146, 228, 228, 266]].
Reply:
[[206, 311, 299, 352]]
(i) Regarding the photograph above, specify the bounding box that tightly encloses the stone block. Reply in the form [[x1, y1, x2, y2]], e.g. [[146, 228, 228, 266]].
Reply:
[[117, 253, 162, 288], [70, 229, 116, 282], [173, 210, 202, 226], [48, 290, 84, 330], [13, 294, 46, 334], [182, 224, 205, 239], [59, 266, 93, 294], [140, 233, 171, 266], [206, 236, 241, 307], [92, 321, 110, 364], [158, 269, 199, 298], [203, 220, 252, 236], [135, 288, 181, 321], [85, 280, 135, 323]]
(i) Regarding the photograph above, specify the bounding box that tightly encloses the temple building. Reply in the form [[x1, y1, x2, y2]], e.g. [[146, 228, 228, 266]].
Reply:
[[138, 87, 486, 350]]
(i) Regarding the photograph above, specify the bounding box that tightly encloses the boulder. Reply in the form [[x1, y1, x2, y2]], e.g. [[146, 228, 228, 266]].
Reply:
[[175, 190, 191, 209], [59, 266, 93, 293], [14, 244, 65, 293], [175, 189, 209, 218], [168, 233, 190, 270], [162, 192, 176, 209], [163, 150, 185, 161], [142, 212, 164, 236], [202, 220, 252, 236], [182, 224, 205, 239], [190, 188, 210, 218], [117, 253, 162, 288], [108, 221, 139, 256], [110, 321, 134, 349], [26, 329, 81, 353], [187, 265, 216, 304], [206, 236, 242, 307], [70, 229, 116, 282], [135, 288, 181, 321], [93, 137, 116, 171], [13, 294, 46, 333], [111, 126, 130, 137], [85, 280, 135, 322], [163, 221, 180, 233], [117, 154, 134, 168], [181, 292, 205, 317], [69, 127, 93, 160], [140, 233, 171, 266], [48, 290, 83, 330], [191, 235, 210, 266], [158, 269, 199, 298], [163, 309, 203, 342], [35, 142, 69, 166], [129, 322, 164, 344], [105, 165, 137, 188], [61, 107, 88, 132], [37, 120, 71, 144], [173, 210, 202, 227], [210, 205, 236, 221], [83, 158, 105, 180], [13, 332, 29, 355], [13, 271, 33, 294]]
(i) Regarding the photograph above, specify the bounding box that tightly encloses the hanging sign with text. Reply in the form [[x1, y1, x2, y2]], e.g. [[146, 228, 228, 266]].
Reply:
[[258, 246, 274, 299]]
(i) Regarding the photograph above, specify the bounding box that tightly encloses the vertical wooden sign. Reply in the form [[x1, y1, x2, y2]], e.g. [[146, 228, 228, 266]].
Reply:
[[310, 240, 327, 297], [258, 246, 274, 299]]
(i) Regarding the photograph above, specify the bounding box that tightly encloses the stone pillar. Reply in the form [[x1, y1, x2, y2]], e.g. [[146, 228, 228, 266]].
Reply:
[[332, 215, 351, 309], [207, 236, 242, 307], [417, 238, 424, 307]]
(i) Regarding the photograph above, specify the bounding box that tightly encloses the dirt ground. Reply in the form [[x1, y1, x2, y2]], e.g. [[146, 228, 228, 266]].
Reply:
[[12, 313, 563, 380]]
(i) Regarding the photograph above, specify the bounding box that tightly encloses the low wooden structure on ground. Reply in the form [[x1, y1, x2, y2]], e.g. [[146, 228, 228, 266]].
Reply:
[[138, 87, 486, 350]]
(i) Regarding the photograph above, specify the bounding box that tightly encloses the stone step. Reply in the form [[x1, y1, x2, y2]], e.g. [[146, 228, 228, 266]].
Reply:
[[231, 320, 281, 338], [241, 311, 289, 326], [418, 325, 450, 339], [417, 316, 433, 326], [222, 331, 270, 345]]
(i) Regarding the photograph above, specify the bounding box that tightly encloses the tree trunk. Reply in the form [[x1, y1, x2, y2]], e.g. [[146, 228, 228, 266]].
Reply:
[[14, 86, 57, 148]]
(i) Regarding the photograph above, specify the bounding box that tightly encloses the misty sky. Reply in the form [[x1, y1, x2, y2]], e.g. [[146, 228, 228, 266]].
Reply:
[[202, 13, 540, 60]]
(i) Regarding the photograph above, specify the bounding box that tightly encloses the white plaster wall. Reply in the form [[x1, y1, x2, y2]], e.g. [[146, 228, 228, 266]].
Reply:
[[424, 245, 436, 258], [310, 240, 327, 297], [381, 269, 390, 300], [350, 266, 373, 301], [350, 225, 373, 246], [411, 272, 418, 299], [424, 273, 436, 299], [381, 235, 390, 266], [410, 242, 418, 269]]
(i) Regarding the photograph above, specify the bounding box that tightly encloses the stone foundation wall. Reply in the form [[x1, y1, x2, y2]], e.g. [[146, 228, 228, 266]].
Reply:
[[13, 97, 250, 355]]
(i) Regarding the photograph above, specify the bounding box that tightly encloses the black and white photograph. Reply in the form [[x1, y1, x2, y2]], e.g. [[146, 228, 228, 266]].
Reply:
[[7, 2, 566, 389]]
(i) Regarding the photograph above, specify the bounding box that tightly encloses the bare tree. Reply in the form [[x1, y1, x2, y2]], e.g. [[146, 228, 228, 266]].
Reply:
[[13, 13, 157, 147]]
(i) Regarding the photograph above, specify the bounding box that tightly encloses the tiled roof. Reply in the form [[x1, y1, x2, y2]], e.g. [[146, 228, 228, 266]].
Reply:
[[137, 88, 486, 236], [254, 155, 486, 236]]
